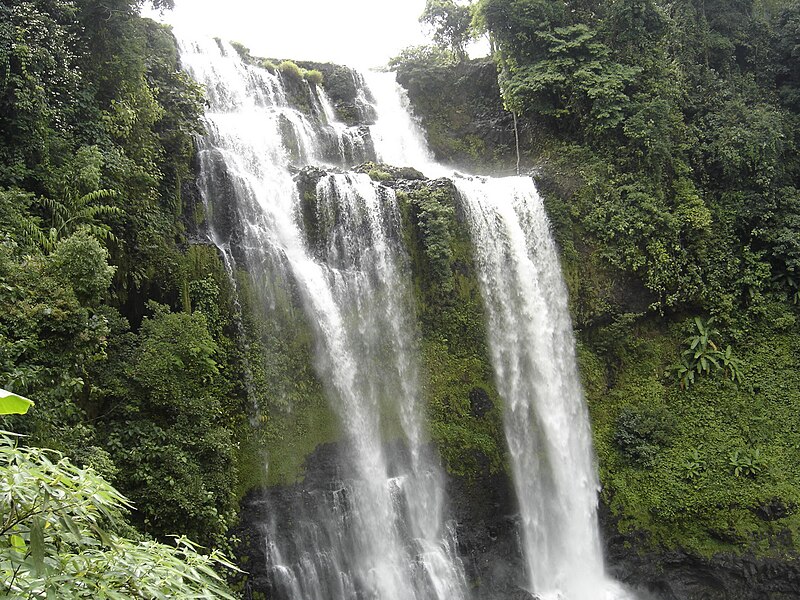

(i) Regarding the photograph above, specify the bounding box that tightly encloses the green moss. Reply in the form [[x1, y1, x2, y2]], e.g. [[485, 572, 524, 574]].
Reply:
[[398, 183, 507, 478], [235, 267, 340, 488], [367, 169, 392, 182], [423, 339, 504, 476], [585, 317, 800, 558]]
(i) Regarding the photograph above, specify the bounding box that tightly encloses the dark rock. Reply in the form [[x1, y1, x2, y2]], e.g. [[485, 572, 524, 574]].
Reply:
[[395, 59, 531, 175], [599, 500, 800, 600], [353, 161, 427, 182], [232, 440, 529, 600], [755, 498, 795, 522], [508, 587, 537, 600], [296, 61, 377, 126], [469, 386, 493, 418], [233, 445, 800, 600]]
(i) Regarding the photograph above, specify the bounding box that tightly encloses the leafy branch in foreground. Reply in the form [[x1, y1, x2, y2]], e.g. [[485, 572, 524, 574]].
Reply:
[[0, 433, 237, 598]]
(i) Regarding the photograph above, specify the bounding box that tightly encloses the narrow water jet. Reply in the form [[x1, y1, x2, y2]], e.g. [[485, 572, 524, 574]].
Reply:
[[453, 176, 633, 600]]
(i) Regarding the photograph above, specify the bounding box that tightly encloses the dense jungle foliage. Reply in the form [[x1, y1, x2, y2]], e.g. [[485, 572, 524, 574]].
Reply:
[[0, 0, 252, 581], [402, 0, 800, 558]]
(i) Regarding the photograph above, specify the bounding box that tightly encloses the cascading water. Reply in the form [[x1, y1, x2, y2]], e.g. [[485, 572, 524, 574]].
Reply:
[[364, 70, 635, 600], [360, 70, 445, 178], [178, 34, 467, 600], [453, 177, 633, 600]]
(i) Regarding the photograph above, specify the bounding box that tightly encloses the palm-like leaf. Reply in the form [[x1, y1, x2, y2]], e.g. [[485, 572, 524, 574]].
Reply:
[[27, 189, 122, 252]]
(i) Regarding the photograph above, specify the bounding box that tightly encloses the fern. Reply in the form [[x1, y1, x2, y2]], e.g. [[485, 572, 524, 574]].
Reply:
[[28, 189, 122, 252]]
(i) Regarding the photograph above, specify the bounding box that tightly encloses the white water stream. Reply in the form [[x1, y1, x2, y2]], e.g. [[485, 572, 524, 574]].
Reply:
[[452, 177, 633, 600], [363, 70, 636, 600], [179, 35, 466, 600]]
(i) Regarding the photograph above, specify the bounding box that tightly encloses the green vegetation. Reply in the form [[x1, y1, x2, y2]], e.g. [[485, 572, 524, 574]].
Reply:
[[23, 188, 121, 253], [587, 320, 800, 557], [531, 0, 800, 558], [304, 69, 324, 86], [233, 50, 324, 87], [0, 0, 249, 557], [396, 183, 506, 477], [391, 0, 800, 563], [230, 40, 252, 61], [232, 267, 338, 487], [276, 60, 325, 86], [3, 0, 800, 586], [0, 390, 33, 415], [278, 59, 304, 80], [0, 432, 236, 598], [669, 317, 744, 388]]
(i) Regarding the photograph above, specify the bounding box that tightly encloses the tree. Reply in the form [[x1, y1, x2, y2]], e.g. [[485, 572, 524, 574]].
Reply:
[[421, 0, 475, 61], [47, 230, 116, 306], [500, 23, 641, 137], [104, 304, 238, 546]]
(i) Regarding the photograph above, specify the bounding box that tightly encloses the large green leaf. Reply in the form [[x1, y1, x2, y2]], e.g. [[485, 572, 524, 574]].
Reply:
[[0, 388, 34, 415]]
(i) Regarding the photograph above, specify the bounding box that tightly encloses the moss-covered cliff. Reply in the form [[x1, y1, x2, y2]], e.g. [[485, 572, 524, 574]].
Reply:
[[391, 1, 800, 592]]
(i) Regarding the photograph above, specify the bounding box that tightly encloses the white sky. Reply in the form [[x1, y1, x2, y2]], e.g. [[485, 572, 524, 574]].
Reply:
[[142, 0, 436, 68]]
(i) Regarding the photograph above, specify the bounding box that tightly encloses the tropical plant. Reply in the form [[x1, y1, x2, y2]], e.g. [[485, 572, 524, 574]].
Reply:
[[683, 316, 720, 369], [669, 317, 744, 388], [716, 345, 744, 384], [670, 356, 697, 390], [0, 390, 33, 416], [0, 432, 237, 598], [23, 189, 122, 253], [729, 448, 765, 478], [681, 448, 706, 483]]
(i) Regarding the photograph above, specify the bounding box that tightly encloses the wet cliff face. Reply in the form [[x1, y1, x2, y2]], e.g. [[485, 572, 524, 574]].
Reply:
[[226, 164, 800, 600], [393, 59, 527, 175], [233, 441, 530, 600], [600, 501, 800, 600], [188, 43, 800, 598], [234, 440, 800, 600], [391, 52, 800, 600]]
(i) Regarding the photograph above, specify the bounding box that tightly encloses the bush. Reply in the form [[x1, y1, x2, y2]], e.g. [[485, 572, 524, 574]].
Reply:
[[259, 58, 277, 73], [0, 433, 237, 598], [278, 60, 303, 81], [304, 69, 323, 86], [105, 304, 238, 546], [615, 404, 676, 466], [47, 231, 115, 306]]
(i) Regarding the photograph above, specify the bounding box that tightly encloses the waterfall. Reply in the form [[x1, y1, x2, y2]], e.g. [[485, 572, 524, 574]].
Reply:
[[360, 70, 446, 178], [365, 70, 635, 600], [178, 35, 467, 600], [452, 177, 633, 600]]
